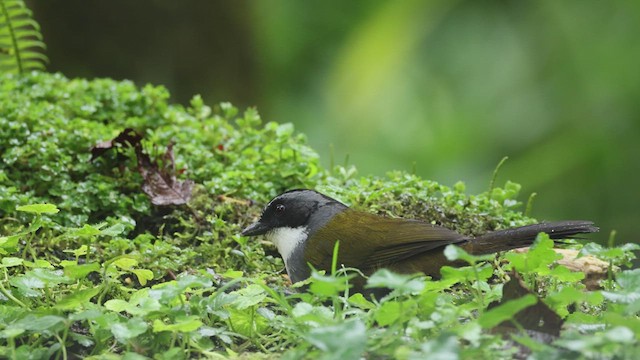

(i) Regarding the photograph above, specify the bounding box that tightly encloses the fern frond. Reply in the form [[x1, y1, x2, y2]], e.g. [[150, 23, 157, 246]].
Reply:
[[0, 0, 48, 74]]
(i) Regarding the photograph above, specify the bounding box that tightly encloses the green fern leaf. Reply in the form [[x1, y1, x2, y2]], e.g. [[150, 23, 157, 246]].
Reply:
[[0, 0, 48, 74]]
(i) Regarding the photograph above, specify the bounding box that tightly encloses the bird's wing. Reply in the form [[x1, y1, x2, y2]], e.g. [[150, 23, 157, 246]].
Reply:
[[305, 210, 468, 273]]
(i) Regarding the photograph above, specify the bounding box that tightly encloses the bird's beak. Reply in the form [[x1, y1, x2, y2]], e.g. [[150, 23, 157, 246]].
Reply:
[[241, 221, 270, 236]]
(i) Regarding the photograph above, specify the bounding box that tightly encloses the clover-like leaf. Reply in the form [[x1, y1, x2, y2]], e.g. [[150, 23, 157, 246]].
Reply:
[[153, 316, 202, 333], [111, 318, 148, 343], [229, 284, 267, 309], [305, 319, 367, 359], [16, 204, 59, 214], [366, 269, 425, 295], [132, 269, 154, 286], [56, 287, 101, 310], [444, 244, 494, 264]]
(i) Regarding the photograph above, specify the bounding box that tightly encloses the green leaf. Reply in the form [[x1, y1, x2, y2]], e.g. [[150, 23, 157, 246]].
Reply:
[[13, 346, 50, 360], [63, 245, 88, 257], [105, 297, 160, 316], [602, 269, 640, 304], [601, 312, 640, 334], [276, 122, 294, 137], [55, 287, 101, 310], [63, 262, 100, 279], [305, 319, 367, 360], [348, 293, 376, 310], [149, 280, 195, 304], [440, 264, 493, 283], [10, 275, 45, 297], [13, 315, 65, 331], [111, 318, 148, 343], [614, 268, 640, 290], [423, 277, 463, 292], [176, 274, 213, 289], [549, 265, 585, 282], [478, 294, 537, 328], [112, 257, 138, 270], [291, 302, 333, 323], [132, 269, 154, 286], [0, 327, 25, 339], [579, 242, 639, 265], [308, 271, 350, 297], [30, 268, 69, 285], [129, 287, 151, 305], [604, 326, 635, 342], [152, 316, 202, 333], [1, 257, 23, 267], [374, 301, 402, 326], [22, 259, 54, 268], [412, 333, 460, 359], [101, 223, 126, 236], [222, 269, 244, 279], [131, 297, 162, 316], [229, 284, 267, 309], [152, 348, 185, 360], [69, 332, 94, 347], [227, 306, 270, 337], [124, 347, 156, 360], [198, 326, 235, 345], [70, 309, 104, 322], [73, 224, 102, 237], [366, 269, 424, 295], [0, 235, 20, 253], [444, 244, 494, 264], [555, 326, 635, 353], [504, 233, 561, 274], [16, 203, 59, 214], [104, 299, 132, 313], [546, 286, 600, 317]]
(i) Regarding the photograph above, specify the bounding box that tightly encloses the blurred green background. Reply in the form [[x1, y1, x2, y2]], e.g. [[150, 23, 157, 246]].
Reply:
[[29, 1, 639, 244]]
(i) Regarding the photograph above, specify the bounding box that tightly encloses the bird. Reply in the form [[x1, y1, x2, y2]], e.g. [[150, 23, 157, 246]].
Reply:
[[241, 189, 598, 293]]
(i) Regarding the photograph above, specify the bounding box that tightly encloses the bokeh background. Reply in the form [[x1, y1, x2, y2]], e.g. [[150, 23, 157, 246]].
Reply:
[[29, 1, 639, 245]]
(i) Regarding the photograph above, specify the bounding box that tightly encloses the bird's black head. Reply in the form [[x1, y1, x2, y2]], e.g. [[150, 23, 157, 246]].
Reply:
[[242, 189, 348, 283], [241, 189, 347, 237]]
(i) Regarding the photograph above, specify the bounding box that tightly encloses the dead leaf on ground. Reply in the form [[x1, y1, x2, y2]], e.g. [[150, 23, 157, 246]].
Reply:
[[135, 142, 194, 206], [90, 128, 143, 161], [490, 272, 564, 337], [90, 129, 194, 206], [489, 272, 564, 358]]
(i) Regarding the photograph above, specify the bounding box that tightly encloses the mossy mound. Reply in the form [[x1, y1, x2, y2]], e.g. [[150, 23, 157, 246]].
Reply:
[[0, 71, 532, 277], [7, 73, 630, 359]]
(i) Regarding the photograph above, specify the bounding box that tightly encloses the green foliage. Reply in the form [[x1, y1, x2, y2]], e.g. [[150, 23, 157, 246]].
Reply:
[[0, 0, 47, 74], [580, 242, 640, 268], [0, 73, 637, 358]]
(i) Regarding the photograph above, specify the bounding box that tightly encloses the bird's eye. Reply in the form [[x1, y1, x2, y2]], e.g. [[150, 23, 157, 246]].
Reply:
[[275, 204, 286, 213]]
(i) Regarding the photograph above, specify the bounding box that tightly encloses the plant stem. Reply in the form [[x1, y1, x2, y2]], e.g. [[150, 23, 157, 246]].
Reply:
[[607, 230, 617, 283], [0, 278, 27, 308], [471, 262, 484, 313], [54, 332, 68, 360], [524, 192, 537, 217], [488, 156, 508, 198]]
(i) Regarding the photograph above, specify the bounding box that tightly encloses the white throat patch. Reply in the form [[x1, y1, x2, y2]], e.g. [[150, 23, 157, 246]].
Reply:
[[265, 226, 308, 265]]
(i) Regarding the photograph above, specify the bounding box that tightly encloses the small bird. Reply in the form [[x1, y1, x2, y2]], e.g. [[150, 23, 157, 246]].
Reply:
[[241, 189, 598, 292]]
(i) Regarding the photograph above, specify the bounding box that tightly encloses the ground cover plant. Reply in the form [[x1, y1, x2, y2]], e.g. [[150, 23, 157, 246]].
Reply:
[[1, 71, 639, 359]]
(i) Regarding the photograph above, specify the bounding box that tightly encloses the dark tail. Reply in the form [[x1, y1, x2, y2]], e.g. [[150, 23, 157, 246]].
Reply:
[[469, 221, 599, 255]]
